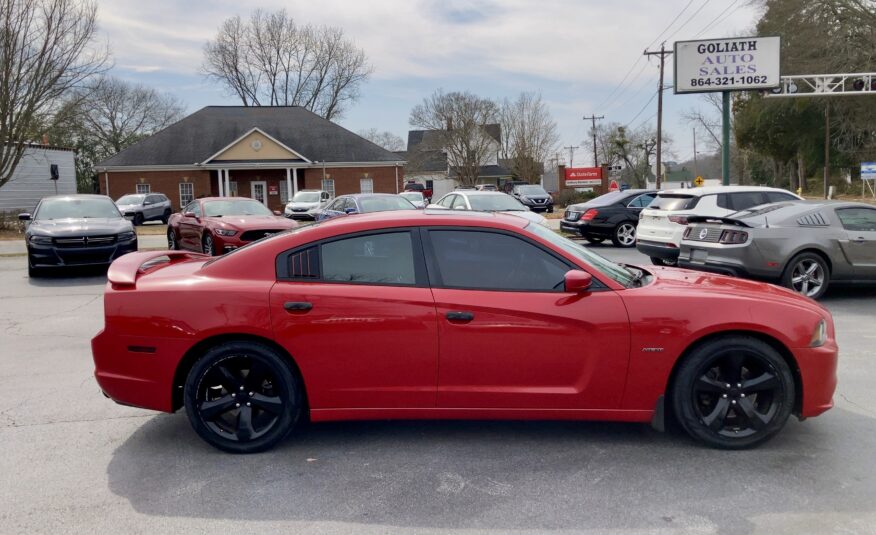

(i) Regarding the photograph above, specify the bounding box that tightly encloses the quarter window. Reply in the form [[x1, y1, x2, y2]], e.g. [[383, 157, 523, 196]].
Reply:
[[628, 193, 655, 208], [136, 183, 151, 194], [428, 230, 569, 291], [321, 232, 416, 285], [179, 182, 194, 207], [837, 208, 876, 232]]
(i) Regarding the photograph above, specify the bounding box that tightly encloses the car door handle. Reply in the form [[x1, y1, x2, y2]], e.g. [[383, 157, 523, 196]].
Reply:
[[284, 301, 313, 312], [852, 237, 867, 243], [446, 311, 474, 322]]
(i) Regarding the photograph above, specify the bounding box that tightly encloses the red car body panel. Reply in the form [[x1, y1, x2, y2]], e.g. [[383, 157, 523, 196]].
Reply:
[[92, 210, 838, 424], [167, 197, 297, 254]]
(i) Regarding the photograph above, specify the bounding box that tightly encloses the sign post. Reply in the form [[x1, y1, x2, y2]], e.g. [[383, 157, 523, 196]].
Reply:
[[674, 36, 781, 187], [863, 162, 876, 198]]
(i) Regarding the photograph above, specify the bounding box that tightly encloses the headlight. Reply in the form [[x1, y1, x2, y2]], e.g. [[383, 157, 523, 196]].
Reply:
[[28, 235, 53, 245], [215, 229, 237, 236], [810, 319, 827, 347], [117, 231, 136, 242]]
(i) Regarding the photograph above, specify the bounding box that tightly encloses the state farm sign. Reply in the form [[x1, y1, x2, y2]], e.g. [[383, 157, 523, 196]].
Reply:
[[565, 167, 603, 187]]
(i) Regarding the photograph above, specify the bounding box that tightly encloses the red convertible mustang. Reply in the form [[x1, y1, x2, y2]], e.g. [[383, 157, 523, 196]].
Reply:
[[92, 211, 837, 453], [167, 196, 297, 256]]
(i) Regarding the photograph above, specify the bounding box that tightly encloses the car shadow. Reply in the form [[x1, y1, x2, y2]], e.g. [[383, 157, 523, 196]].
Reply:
[[107, 408, 876, 531], [27, 264, 108, 287]]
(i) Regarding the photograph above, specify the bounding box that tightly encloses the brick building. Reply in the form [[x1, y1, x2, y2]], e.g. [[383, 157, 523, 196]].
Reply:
[[95, 106, 406, 212]]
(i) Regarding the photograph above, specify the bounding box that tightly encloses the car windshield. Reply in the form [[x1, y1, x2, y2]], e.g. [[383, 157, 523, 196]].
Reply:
[[292, 191, 321, 203], [517, 185, 547, 195], [405, 183, 425, 191], [526, 223, 637, 287], [203, 199, 273, 217], [400, 192, 424, 201], [649, 194, 697, 211], [358, 196, 417, 212], [467, 194, 527, 211], [34, 197, 121, 220], [116, 194, 145, 205]]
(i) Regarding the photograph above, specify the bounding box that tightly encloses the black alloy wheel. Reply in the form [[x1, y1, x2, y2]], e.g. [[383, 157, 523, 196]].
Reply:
[[162, 209, 171, 224], [650, 256, 677, 267], [202, 234, 216, 256], [167, 229, 177, 250], [672, 336, 794, 449], [612, 222, 637, 247], [133, 213, 144, 226], [184, 341, 301, 453]]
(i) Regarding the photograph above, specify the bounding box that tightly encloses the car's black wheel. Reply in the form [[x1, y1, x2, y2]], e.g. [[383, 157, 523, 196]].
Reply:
[[202, 234, 217, 256], [184, 341, 302, 453], [781, 252, 830, 300], [167, 229, 178, 250], [133, 213, 143, 226], [161, 209, 171, 224], [671, 335, 795, 449], [611, 222, 637, 247], [547, 207, 554, 214], [27, 257, 43, 278], [584, 236, 604, 244], [650, 256, 677, 266]]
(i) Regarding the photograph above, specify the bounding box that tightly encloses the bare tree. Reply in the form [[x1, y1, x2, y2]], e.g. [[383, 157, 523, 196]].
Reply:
[[203, 9, 372, 120], [499, 92, 559, 183], [48, 76, 185, 191], [409, 90, 499, 187], [357, 128, 405, 152], [0, 0, 108, 188]]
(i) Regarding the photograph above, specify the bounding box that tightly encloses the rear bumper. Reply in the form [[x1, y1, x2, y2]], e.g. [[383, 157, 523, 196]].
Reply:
[[560, 220, 613, 236], [28, 239, 138, 267], [636, 240, 679, 261], [794, 342, 838, 418], [678, 243, 782, 280]]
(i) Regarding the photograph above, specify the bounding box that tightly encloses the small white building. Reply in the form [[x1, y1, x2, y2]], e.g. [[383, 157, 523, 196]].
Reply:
[[0, 144, 76, 213]]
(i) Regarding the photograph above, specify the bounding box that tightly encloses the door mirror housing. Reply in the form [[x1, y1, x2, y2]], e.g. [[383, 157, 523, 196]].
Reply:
[[273, 210, 282, 216], [123, 211, 136, 220], [344, 207, 357, 214], [183, 211, 196, 218], [18, 213, 31, 221], [564, 270, 592, 292]]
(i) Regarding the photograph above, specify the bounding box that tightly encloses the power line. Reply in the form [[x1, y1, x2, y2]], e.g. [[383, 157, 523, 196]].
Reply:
[[631, 111, 658, 131], [664, 0, 715, 43], [693, 0, 743, 38], [624, 90, 658, 128], [603, 61, 653, 112], [645, 0, 696, 50]]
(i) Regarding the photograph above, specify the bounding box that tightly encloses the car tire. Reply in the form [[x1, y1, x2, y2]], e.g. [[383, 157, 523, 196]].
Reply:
[[184, 341, 302, 454], [611, 222, 637, 248], [650, 256, 676, 266], [161, 209, 171, 224], [133, 213, 143, 226], [671, 335, 795, 450], [202, 234, 217, 256], [781, 252, 830, 300], [27, 257, 43, 278], [584, 236, 604, 244], [167, 229, 178, 250]]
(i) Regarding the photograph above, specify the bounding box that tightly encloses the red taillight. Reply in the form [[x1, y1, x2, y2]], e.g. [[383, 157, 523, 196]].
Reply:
[[668, 215, 689, 225], [581, 209, 598, 221]]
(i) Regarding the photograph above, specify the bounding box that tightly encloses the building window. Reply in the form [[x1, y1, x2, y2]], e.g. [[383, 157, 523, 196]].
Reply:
[[136, 184, 151, 194], [360, 177, 374, 194], [229, 181, 238, 197], [179, 182, 194, 207], [322, 178, 335, 198], [279, 180, 289, 203]]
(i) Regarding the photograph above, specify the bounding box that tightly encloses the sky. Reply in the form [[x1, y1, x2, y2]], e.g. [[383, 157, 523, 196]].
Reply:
[[95, 0, 761, 167]]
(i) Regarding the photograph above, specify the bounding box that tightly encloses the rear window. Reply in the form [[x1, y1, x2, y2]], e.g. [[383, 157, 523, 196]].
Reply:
[[648, 194, 699, 211]]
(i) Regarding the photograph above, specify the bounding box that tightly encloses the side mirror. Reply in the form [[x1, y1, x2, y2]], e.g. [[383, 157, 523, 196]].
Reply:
[[123, 211, 136, 220], [564, 270, 592, 293], [273, 210, 282, 216], [184, 211, 196, 218], [344, 207, 357, 214], [143, 200, 152, 206], [18, 213, 31, 221]]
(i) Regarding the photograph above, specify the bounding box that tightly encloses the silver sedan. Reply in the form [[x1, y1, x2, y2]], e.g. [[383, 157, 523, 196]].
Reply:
[[678, 201, 876, 299]]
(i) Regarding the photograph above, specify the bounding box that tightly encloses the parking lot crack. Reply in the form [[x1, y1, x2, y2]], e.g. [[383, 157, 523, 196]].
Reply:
[[839, 393, 876, 416]]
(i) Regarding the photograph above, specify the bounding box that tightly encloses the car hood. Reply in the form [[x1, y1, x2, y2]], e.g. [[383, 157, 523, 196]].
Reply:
[[116, 203, 141, 211], [205, 215, 297, 231], [644, 265, 828, 312], [286, 201, 321, 210], [27, 218, 132, 237]]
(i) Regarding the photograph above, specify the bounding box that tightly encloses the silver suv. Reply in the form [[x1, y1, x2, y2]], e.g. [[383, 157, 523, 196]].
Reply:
[[115, 193, 172, 225], [284, 190, 332, 220]]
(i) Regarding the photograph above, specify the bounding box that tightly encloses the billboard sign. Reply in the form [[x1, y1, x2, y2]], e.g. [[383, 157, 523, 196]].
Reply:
[[862, 162, 876, 180], [565, 167, 602, 187], [674, 36, 781, 94]]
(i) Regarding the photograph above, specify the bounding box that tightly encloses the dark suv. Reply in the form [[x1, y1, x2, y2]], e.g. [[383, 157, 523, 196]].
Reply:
[[511, 184, 554, 213]]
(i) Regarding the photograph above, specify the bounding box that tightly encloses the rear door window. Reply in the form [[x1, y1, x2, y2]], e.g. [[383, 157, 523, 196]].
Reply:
[[627, 193, 656, 208], [322, 232, 417, 285], [729, 192, 769, 211]]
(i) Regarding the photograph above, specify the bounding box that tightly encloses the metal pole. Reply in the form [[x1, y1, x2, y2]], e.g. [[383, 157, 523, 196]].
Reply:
[[722, 91, 731, 186], [693, 128, 698, 179], [655, 43, 666, 190], [823, 103, 830, 199]]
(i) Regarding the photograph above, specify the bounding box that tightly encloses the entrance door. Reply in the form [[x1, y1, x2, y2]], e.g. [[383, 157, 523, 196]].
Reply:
[[251, 181, 267, 206]]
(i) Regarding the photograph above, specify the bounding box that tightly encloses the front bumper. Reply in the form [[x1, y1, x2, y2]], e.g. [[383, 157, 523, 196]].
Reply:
[[636, 239, 679, 261], [286, 211, 317, 220], [28, 238, 138, 267], [794, 341, 838, 418], [521, 200, 554, 212]]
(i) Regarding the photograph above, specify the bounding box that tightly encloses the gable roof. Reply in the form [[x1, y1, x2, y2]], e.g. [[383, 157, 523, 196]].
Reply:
[[97, 106, 403, 168], [407, 124, 501, 151]]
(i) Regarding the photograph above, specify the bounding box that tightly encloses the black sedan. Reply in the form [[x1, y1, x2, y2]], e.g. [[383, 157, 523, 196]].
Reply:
[[561, 189, 657, 247], [19, 194, 138, 277]]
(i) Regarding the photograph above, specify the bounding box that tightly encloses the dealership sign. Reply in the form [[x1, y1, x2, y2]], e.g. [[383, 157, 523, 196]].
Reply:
[[565, 167, 603, 187], [674, 36, 781, 94], [862, 162, 876, 180]]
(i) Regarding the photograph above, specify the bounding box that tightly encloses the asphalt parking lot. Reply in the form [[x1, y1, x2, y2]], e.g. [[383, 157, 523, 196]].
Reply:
[[1, 244, 875, 534]]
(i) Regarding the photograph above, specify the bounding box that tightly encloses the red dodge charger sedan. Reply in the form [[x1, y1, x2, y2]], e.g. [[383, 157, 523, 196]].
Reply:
[[92, 210, 837, 453]]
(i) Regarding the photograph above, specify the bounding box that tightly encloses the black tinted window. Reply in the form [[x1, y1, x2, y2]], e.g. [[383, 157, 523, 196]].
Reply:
[[288, 247, 319, 279], [649, 194, 698, 211], [837, 208, 876, 232], [627, 193, 655, 208], [730, 192, 768, 211], [321, 232, 416, 285], [429, 230, 569, 291], [767, 192, 797, 203]]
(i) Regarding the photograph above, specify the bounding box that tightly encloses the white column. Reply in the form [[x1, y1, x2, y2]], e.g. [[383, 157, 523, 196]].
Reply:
[[225, 169, 231, 197], [217, 170, 224, 197], [395, 165, 399, 193], [292, 168, 299, 195], [286, 168, 292, 202], [104, 172, 109, 196]]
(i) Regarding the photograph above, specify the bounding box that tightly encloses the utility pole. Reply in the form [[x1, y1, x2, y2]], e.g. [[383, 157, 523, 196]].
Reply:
[[824, 103, 830, 199], [564, 145, 579, 168], [644, 43, 673, 189], [693, 128, 699, 179], [583, 114, 604, 167]]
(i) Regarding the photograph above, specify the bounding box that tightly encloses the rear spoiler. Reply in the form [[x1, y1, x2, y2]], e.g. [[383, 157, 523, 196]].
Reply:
[[107, 250, 208, 287], [686, 215, 751, 228]]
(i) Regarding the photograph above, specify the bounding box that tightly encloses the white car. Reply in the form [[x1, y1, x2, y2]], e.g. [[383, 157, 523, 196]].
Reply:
[[428, 190, 549, 226], [284, 190, 332, 220], [399, 191, 426, 209], [636, 186, 802, 265]]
